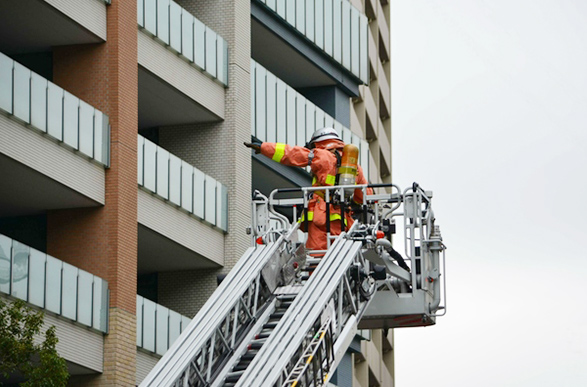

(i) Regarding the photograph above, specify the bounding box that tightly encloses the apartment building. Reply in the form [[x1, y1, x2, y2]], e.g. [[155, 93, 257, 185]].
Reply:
[[0, 0, 392, 385]]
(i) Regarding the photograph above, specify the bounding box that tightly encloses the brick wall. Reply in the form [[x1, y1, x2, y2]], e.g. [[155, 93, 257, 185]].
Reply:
[[48, 1, 138, 385]]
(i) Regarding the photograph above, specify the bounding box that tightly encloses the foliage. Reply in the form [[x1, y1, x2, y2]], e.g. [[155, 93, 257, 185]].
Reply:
[[0, 299, 69, 386]]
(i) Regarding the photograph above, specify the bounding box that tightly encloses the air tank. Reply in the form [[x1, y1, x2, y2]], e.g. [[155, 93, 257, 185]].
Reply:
[[339, 143, 359, 196]]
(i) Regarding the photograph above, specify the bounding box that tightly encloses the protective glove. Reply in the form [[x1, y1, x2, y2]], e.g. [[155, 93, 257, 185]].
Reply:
[[244, 141, 262, 154]]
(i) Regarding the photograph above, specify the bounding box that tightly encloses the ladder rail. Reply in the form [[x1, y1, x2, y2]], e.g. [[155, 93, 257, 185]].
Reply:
[[140, 235, 290, 387]]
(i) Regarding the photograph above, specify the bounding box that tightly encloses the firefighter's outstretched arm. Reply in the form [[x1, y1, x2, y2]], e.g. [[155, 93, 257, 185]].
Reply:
[[245, 141, 312, 168]]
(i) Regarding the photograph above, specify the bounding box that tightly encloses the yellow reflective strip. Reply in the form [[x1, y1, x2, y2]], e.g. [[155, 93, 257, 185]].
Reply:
[[306, 355, 313, 364], [292, 382, 298, 387], [272, 143, 286, 162], [325, 174, 336, 185], [312, 176, 317, 185], [330, 213, 347, 225], [298, 211, 314, 222]]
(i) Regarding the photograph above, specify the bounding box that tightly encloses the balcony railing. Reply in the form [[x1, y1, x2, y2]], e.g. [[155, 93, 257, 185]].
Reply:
[[0, 52, 111, 167], [138, 0, 229, 86], [251, 60, 370, 178], [138, 135, 229, 232], [256, 0, 369, 84], [136, 295, 191, 356], [0, 234, 109, 333]]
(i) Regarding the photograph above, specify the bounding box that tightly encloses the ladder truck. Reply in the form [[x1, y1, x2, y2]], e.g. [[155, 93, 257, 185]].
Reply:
[[141, 182, 447, 387]]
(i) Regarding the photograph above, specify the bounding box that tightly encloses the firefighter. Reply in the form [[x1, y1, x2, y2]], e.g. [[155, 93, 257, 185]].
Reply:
[[244, 127, 372, 252]]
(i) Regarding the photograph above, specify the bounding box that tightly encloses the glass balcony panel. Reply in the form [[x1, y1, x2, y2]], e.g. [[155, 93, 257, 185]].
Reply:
[[144, 0, 157, 35], [361, 139, 369, 180], [251, 61, 256, 137], [315, 109, 324, 131], [305, 102, 315, 144], [193, 168, 205, 219], [276, 81, 286, 144], [52, 83, 71, 142], [181, 316, 191, 332], [45, 255, 62, 315], [79, 100, 94, 158], [181, 161, 193, 213], [13, 62, 31, 124], [93, 278, 108, 332], [157, 0, 170, 45], [286, 0, 296, 25], [296, 0, 306, 33], [217, 38, 228, 85], [351, 7, 360, 76], [267, 0, 276, 10], [182, 9, 194, 62], [143, 139, 157, 192], [338, 123, 348, 143], [0, 235, 11, 294], [94, 112, 106, 165], [205, 28, 217, 78], [137, 135, 144, 186], [216, 181, 223, 230], [352, 132, 360, 146], [266, 72, 276, 143], [205, 175, 217, 225], [315, 0, 324, 49], [324, 114, 334, 130], [194, 18, 206, 70], [169, 154, 182, 206], [136, 296, 143, 347], [286, 85, 297, 146], [169, 2, 182, 53], [47, 82, 63, 141], [77, 270, 93, 327], [342, 1, 351, 70], [30, 73, 48, 133], [333, 0, 342, 63], [296, 94, 306, 146], [219, 184, 228, 231], [63, 91, 79, 150], [138, 0, 144, 27], [11, 241, 29, 301], [255, 65, 266, 141], [142, 298, 156, 352], [276, 0, 285, 18], [305, 0, 315, 43], [324, 0, 333, 56], [156, 304, 169, 355], [61, 262, 78, 321], [169, 310, 182, 347], [0, 54, 12, 114], [28, 248, 46, 308], [360, 15, 368, 83], [156, 147, 170, 200]]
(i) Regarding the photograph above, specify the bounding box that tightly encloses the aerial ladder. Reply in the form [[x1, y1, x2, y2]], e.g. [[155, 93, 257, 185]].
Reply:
[[140, 182, 447, 387]]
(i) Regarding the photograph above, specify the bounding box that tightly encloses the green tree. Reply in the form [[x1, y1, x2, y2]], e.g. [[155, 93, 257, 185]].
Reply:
[[0, 299, 69, 386]]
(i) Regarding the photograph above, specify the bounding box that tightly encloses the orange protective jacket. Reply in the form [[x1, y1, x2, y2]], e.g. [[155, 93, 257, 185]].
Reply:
[[260, 139, 371, 251]]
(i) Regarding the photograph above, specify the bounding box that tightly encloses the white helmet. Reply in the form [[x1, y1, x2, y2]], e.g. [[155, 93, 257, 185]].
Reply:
[[309, 127, 341, 147]]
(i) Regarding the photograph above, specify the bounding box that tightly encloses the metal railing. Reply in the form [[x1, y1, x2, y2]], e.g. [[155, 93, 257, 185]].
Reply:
[[0, 234, 109, 333], [251, 60, 370, 178], [255, 0, 369, 83], [138, 135, 229, 232], [136, 295, 192, 356], [0, 52, 110, 167], [138, 0, 229, 86]]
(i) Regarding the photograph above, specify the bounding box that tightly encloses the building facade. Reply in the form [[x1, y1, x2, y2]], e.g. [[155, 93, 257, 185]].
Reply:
[[0, 0, 392, 385]]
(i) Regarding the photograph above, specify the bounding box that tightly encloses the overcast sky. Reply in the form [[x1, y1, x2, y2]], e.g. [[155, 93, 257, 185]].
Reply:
[[390, 1, 587, 385]]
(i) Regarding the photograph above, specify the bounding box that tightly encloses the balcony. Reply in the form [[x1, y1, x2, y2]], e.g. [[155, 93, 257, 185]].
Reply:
[[251, 60, 370, 193], [0, 0, 106, 55], [137, 135, 227, 273], [137, 0, 228, 130], [252, 0, 368, 97], [0, 233, 108, 373], [135, 295, 192, 384], [0, 52, 109, 218]]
